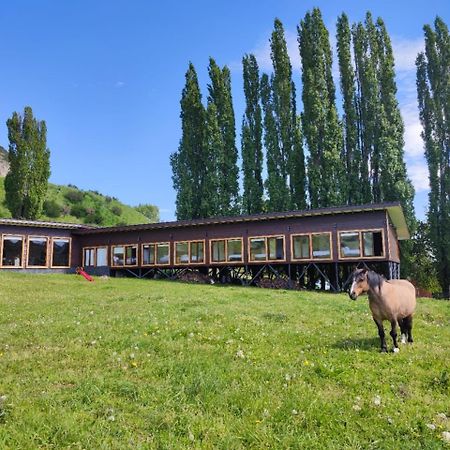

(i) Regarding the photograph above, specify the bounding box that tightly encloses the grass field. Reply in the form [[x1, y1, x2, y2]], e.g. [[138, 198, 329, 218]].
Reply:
[[0, 273, 449, 449]]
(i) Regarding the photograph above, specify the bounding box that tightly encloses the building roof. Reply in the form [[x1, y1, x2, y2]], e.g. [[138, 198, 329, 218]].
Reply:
[[0, 218, 96, 230], [73, 202, 410, 240]]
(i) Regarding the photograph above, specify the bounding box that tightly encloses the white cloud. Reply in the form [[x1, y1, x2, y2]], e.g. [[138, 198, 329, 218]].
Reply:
[[408, 162, 429, 192], [115, 81, 125, 88], [392, 37, 424, 72]]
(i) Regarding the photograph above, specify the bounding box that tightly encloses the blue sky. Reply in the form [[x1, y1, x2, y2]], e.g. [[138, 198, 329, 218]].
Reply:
[[0, 0, 448, 221]]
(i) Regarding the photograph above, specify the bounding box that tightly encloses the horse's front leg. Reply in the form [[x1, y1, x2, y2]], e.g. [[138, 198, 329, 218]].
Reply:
[[373, 318, 387, 352], [390, 320, 399, 352]]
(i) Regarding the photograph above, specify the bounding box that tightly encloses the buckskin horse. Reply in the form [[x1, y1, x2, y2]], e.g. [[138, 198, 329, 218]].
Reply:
[[349, 268, 416, 352]]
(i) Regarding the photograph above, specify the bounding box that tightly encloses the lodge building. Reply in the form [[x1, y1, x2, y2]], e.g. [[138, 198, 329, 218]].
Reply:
[[0, 202, 409, 291]]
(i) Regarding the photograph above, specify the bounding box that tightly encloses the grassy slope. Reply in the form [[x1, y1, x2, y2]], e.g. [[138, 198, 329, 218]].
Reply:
[[0, 273, 449, 449], [0, 177, 149, 226]]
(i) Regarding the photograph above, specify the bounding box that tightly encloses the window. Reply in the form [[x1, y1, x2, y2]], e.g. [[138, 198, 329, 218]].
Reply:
[[112, 245, 137, 266], [156, 243, 170, 265], [52, 238, 71, 267], [227, 239, 242, 262], [340, 232, 360, 258], [175, 241, 205, 264], [27, 237, 48, 267], [175, 242, 189, 264], [211, 240, 226, 262], [2, 235, 24, 267], [84, 248, 95, 267], [190, 241, 204, 263], [312, 233, 331, 259], [112, 246, 125, 266], [142, 244, 155, 265], [363, 231, 384, 257], [249, 236, 284, 262], [292, 235, 310, 260], [83, 247, 108, 267]]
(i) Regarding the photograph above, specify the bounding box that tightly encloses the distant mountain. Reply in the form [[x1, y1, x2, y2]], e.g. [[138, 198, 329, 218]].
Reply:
[[0, 177, 157, 226], [0, 146, 8, 177]]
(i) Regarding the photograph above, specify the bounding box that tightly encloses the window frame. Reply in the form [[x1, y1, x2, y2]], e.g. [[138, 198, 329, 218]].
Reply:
[[110, 244, 138, 267], [26, 236, 49, 268], [209, 237, 244, 264], [140, 242, 171, 267], [82, 246, 108, 267], [337, 228, 385, 260], [290, 232, 333, 262], [247, 235, 286, 263], [290, 233, 311, 261], [173, 239, 206, 266], [50, 237, 72, 268], [1, 234, 25, 268]]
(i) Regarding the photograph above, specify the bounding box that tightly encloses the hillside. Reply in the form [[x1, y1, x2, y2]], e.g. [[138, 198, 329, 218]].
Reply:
[[0, 146, 8, 177], [0, 177, 154, 226]]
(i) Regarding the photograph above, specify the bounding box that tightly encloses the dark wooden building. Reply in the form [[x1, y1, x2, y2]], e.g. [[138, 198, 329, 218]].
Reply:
[[0, 202, 409, 291]]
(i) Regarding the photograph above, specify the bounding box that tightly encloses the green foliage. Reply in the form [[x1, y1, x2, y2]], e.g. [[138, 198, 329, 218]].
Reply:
[[134, 204, 159, 222], [0, 272, 449, 448], [207, 58, 240, 215], [43, 199, 63, 218], [241, 54, 264, 214], [298, 8, 345, 208], [416, 17, 450, 297], [4, 107, 51, 219], [110, 205, 123, 217], [64, 189, 84, 203]]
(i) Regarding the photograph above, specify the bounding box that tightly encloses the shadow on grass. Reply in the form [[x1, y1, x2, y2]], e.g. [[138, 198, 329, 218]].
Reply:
[[332, 337, 380, 352]]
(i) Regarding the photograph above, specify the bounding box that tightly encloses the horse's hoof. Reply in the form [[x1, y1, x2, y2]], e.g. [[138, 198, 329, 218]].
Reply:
[[380, 348, 388, 353], [401, 335, 407, 344], [393, 347, 400, 353]]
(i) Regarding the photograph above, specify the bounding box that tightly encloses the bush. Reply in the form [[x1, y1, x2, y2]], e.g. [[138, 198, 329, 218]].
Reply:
[[43, 200, 63, 218], [71, 204, 87, 218], [111, 205, 122, 216], [64, 189, 84, 203]]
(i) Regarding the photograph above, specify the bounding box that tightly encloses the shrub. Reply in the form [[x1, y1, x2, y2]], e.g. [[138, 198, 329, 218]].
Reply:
[[43, 200, 63, 218], [111, 205, 122, 216], [64, 189, 84, 203], [71, 204, 87, 218]]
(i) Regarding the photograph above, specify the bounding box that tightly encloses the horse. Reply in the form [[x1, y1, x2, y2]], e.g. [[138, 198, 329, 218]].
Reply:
[[349, 268, 416, 353]]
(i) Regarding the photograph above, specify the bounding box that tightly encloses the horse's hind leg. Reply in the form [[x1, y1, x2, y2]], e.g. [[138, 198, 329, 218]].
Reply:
[[390, 320, 399, 352], [373, 318, 387, 352], [405, 315, 414, 343], [399, 318, 408, 344]]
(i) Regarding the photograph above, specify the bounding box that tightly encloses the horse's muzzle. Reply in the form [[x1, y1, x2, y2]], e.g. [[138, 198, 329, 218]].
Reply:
[[349, 292, 357, 301]]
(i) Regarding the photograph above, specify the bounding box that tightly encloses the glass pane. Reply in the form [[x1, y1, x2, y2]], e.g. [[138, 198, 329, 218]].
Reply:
[[125, 246, 137, 265], [227, 239, 242, 262], [363, 231, 383, 257], [312, 234, 331, 259], [142, 244, 155, 265], [190, 241, 204, 263], [211, 240, 226, 262], [340, 232, 360, 258], [84, 248, 95, 266], [293, 235, 310, 259], [28, 237, 47, 266], [156, 243, 169, 264], [112, 246, 125, 266], [175, 242, 189, 264], [96, 247, 108, 266], [52, 239, 70, 267], [2, 236, 23, 267], [250, 238, 266, 261], [268, 237, 284, 260]]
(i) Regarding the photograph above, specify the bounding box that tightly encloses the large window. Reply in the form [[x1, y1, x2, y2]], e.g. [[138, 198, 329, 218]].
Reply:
[[142, 244, 155, 265], [2, 235, 24, 267], [338, 230, 384, 259], [175, 241, 204, 265], [292, 235, 310, 260], [142, 243, 170, 265], [210, 238, 243, 263], [249, 236, 284, 262], [112, 245, 137, 267], [156, 243, 170, 265], [311, 233, 331, 259], [27, 237, 48, 267], [339, 232, 360, 258], [83, 247, 108, 267], [52, 238, 71, 267]]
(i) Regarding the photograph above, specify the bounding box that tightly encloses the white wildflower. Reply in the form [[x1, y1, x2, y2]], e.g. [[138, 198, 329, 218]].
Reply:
[[188, 431, 195, 441], [263, 409, 269, 417], [426, 423, 436, 430], [292, 409, 298, 415], [436, 413, 447, 420], [285, 374, 291, 382], [352, 404, 361, 411], [235, 349, 245, 359], [373, 395, 381, 406], [441, 431, 450, 443], [107, 415, 115, 422]]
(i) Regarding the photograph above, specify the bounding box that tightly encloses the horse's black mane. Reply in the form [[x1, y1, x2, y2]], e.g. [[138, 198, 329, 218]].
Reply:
[[367, 270, 387, 291]]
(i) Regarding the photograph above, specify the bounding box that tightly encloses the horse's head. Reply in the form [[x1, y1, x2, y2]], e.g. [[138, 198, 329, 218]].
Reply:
[[349, 268, 369, 300]]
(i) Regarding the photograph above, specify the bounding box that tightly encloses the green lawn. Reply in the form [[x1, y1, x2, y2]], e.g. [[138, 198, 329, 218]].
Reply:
[[0, 273, 449, 449]]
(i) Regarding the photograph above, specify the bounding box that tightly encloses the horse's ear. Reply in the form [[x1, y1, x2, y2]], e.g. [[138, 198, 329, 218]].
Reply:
[[361, 268, 368, 275]]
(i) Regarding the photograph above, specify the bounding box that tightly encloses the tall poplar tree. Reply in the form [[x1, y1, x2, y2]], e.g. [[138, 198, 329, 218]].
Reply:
[[336, 13, 360, 205], [171, 63, 209, 220], [298, 8, 345, 208], [416, 17, 450, 296], [5, 106, 51, 220], [241, 54, 264, 214], [207, 58, 240, 215]]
